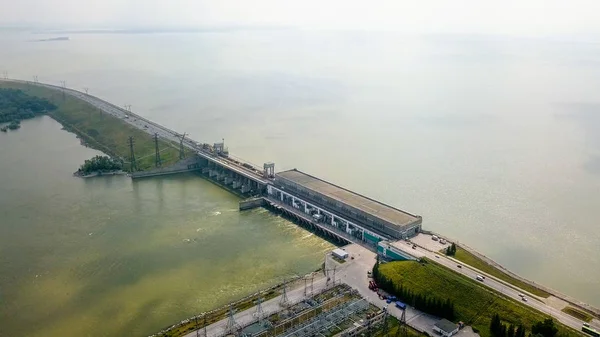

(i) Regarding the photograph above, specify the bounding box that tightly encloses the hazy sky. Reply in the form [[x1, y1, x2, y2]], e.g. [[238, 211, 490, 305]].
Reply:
[[1, 0, 600, 36]]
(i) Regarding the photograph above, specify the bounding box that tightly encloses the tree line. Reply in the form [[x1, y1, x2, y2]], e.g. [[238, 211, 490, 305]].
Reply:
[[372, 259, 456, 321], [490, 313, 526, 337], [491, 313, 558, 337], [0, 88, 57, 123]]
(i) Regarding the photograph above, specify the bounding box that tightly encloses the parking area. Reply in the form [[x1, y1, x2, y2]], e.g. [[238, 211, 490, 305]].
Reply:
[[327, 244, 442, 335], [409, 233, 450, 252]]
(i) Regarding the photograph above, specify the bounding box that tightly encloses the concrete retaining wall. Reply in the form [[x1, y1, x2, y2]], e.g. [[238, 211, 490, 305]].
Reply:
[[239, 197, 266, 210]]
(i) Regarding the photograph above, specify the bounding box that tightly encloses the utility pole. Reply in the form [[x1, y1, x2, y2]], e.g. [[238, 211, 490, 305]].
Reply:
[[154, 133, 162, 167], [203, 314, 207, 337], [195, 315, 199, 337], [128, 136, 137, 172], [2, 71, 7, 79], [332, 265, 337, 286], [310, 274, 314, 295], [179, 132, 187, 160]]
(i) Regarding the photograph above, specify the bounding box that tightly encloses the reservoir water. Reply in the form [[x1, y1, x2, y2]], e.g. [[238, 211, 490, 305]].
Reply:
[[1, 30, 599, 336]]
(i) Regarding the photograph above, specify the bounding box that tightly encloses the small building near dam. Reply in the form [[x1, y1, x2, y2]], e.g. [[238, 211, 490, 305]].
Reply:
[[267, 169, 422, 247]]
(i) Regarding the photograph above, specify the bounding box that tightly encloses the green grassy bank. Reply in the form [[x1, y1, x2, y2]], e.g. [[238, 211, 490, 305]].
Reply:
[[453, 246, 551, 298], [0, 81, 190, 171], [377, 260, 580, 337]]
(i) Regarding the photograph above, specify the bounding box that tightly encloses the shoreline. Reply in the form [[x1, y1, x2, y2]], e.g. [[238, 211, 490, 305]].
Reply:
[[420, 229, 600, 319], [1, 78, 598, 331], [73, 170, 128, 178]]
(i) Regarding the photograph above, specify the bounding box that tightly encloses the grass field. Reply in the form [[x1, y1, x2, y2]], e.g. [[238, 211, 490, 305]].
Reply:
[[378, 260, 579, 337], [453, 247, 551, 298], [0, 81, 192, 171], [562, 307, 594, 323]]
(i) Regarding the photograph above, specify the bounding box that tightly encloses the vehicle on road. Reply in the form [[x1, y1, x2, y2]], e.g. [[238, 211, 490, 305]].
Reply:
[[432, 235, 439, 241], [476, 275, 484, 281], [583, 323, 590, 327], [582, 326, 599, 337], [412, 244, 417, 249], [457, 264, 462, 268], [435, 255, 440, 258], [395, 301, 407, 310], [522, 297, 528, 302], [518, 293, 524, 298]]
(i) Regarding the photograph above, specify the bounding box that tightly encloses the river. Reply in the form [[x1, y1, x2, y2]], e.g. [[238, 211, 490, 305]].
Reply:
[[0, 29, 599, 336]]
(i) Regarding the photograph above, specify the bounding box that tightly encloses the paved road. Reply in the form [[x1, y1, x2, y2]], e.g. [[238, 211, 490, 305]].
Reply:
[[390, 240, 596, 332], [4, 79, 268, 181], [182, 275, 328, 337]]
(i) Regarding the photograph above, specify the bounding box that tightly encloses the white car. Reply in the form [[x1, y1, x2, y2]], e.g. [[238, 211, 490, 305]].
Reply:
[[522, 297, 528, 302], [518, 293, 524, 298]]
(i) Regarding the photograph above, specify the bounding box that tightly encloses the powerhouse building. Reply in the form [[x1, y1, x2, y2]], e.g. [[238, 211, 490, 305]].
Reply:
[[267, 169, 422, 246]]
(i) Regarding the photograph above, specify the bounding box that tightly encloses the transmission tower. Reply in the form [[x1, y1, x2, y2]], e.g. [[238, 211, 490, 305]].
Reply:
[[154, 133, 162, 167], [179, 132, 187, 160], [2, 71, 7, 79], [395, 306, 407, 337], [60, 80, 66, 101], [224, 305, 240, 336], [279, 279, 289, 307], [128, 136, 137, 172], [84, 87, 89, 94], [33, 75, 38, 83], [255, 297, 265, 326], [381, 309, 389, 336]]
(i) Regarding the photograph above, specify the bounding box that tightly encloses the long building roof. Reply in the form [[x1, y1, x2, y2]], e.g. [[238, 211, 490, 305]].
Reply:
[[275, 169, 420, 227]]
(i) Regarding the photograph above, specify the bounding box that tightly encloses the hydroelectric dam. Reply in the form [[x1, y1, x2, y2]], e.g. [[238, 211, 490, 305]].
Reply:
[[7, 79, 423, 254]]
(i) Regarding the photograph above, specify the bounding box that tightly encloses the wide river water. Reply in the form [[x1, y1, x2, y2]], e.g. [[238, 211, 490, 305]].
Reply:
[[1, 30, 599, 336]]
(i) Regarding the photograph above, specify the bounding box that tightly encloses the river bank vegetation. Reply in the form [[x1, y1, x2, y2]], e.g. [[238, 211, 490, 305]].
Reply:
[[76, 155, 123, 176], [0, 81, 192, 171], [374, 259, 578, 337], [0, 87, 57, 124]]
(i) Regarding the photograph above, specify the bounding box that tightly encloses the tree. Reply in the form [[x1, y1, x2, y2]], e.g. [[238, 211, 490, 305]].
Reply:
[[531, 318, 558, 337], [516, 325, 526, 337], [446, 243, 457, 256], [507, 324, 516, 337], [490, 313, 502, 337]]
